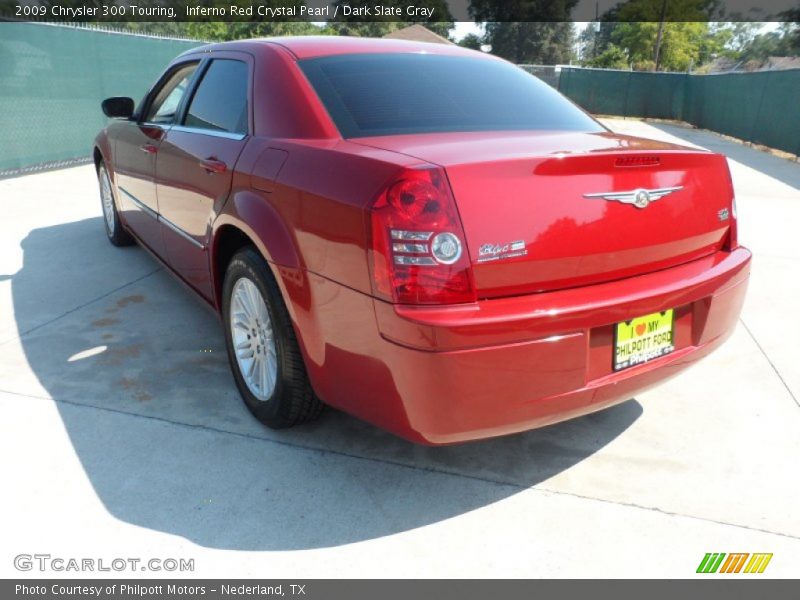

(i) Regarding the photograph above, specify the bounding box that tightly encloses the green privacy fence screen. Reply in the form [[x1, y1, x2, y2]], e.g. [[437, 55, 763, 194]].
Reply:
[[558, 66, 800, 157], [0, 22, 203, 174], [2, 23, 799, 175]]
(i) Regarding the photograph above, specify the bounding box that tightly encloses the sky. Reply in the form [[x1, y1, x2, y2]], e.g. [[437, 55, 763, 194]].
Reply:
[[451, 21, 483, 41]]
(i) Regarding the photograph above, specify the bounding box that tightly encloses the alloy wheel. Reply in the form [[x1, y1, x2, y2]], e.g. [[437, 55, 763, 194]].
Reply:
[[99, 166, 116, 235], [229, 277, 278, 401]]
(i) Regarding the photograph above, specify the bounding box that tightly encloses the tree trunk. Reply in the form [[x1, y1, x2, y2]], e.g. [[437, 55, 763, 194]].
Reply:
[[654, 0, 668, 71]]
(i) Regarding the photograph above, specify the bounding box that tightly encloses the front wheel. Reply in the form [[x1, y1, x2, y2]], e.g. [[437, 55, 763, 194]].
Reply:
[[97, 162, 134, 246], [222, 247, 323, 428]]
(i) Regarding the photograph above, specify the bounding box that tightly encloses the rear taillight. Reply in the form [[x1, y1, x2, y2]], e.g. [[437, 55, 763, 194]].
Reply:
[[369, 167, 476, 304]]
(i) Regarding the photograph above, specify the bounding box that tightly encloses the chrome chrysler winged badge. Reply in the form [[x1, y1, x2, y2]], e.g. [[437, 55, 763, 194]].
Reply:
[[583, 186, 683, 209]]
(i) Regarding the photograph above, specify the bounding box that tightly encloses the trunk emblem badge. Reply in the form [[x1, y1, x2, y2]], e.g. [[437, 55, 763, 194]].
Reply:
[[583, 186, 683, 209], [478, 240, 527, 263]]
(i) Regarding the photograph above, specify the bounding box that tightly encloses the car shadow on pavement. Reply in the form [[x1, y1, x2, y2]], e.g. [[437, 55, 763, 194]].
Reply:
[[647, 122, 800, 191], [11, 217, 642, 551]]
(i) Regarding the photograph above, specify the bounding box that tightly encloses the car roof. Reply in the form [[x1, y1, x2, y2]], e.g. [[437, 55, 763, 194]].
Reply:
[[188, 35, 496, 61]]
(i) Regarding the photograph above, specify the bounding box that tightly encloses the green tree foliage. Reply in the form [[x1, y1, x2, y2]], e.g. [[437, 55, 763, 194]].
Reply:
[[578, 0, 732, 70], [709, 22, 760, 56], [579, 21, 619, 63], [781, 7, 800, 54], [612, 21, 711, 70], [577, 23, 598, 61], [586, 44, 630, 69], [613, 0, 722, 21], [468, 0, 578, 63], [468, 0, 578, 21], [458, 33, 484, 51], [481, 22, 575, 64], [738, 26, 800, 61], [579, 0, 799, 71], [579, 20, 785, 71]]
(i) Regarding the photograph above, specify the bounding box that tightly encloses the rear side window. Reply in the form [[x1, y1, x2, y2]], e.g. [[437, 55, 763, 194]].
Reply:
[[184, 59, 248, 134], [299, 54, 603, 138]]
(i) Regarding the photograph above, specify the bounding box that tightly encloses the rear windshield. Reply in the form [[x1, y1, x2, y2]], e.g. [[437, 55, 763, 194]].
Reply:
[[299, 53, 604, 138]]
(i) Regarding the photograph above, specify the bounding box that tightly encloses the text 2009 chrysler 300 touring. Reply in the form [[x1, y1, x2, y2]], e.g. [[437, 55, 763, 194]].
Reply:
[[93, 37, 751, 444]]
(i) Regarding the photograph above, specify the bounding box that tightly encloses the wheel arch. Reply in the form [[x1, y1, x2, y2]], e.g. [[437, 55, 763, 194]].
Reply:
[[93, 146, 103, 170], [211, 224, 257, 309], [212, 186, 305, 296], [210, 218, 305, 316], [211, 219, 323, 396], [92, 130, 114, 172]]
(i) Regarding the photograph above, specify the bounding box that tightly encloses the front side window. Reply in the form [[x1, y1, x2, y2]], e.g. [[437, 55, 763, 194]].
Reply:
[[146, 63, 198, 124], [299, 54, 604, 138], [184, 59, 248, 134]]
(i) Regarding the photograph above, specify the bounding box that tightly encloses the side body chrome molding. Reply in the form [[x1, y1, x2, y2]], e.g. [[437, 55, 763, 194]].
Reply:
[[117, 185, 206, 251], [118, 186, 158, 219], [160, 214, 205, 249]]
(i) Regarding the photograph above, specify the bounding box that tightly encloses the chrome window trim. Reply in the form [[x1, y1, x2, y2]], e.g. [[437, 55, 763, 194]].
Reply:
[[138, 121, 170, 129], [170, 125, 246, 140], [160, 215, 206, 250]]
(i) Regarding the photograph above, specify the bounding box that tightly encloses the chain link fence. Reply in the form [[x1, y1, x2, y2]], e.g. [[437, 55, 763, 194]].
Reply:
[[0, 21, 203, 177], [518, 64, 562, 88]]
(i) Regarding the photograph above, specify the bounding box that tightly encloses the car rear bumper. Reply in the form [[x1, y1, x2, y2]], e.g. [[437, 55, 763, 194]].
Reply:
[[301, 247, 751, 445]]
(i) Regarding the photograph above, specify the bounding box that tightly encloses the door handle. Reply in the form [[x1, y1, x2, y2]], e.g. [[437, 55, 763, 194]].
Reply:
[[200, 158, 227, 174], [139, 144, 158, 154]]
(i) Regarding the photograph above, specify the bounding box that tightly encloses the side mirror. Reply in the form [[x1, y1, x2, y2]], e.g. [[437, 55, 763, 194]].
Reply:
[[101, 97, 134, 119]]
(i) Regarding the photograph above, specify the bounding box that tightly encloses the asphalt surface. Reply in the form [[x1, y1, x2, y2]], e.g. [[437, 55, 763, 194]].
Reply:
[[1, 119, 798, 577]]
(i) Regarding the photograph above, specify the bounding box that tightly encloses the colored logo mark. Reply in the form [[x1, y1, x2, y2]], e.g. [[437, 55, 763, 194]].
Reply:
[[696, 553, 773, 574]]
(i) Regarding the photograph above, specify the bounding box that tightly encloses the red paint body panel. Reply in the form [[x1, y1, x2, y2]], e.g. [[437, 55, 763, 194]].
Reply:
[[299, 248, 749, 444], [156, 129, 248, 299], [356, 131, 734, 296], [111, 122, 168, 256], [94, 37, 751, 444]]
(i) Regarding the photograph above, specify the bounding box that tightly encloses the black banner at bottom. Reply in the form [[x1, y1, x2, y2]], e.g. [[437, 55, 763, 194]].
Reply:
[[3, 580, 796, 600]]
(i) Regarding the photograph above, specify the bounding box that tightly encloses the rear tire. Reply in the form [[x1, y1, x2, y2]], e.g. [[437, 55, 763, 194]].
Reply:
[[97, 162, 134, 247], [222, 247, 323, 428]]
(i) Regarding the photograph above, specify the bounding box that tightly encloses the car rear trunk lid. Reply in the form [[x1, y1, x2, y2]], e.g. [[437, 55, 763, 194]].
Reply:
[[356, 131, 734, 298]]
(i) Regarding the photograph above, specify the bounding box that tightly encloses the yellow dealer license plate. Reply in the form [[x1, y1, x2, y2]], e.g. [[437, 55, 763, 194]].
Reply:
[[614, 309, 675, 371]]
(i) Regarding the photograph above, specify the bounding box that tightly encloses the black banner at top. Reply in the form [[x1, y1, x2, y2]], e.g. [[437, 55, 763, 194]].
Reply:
[[1, 0, 799, 23]]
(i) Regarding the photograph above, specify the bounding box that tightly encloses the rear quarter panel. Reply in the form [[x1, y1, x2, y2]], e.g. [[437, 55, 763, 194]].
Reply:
[[218, 137, 422, 294]]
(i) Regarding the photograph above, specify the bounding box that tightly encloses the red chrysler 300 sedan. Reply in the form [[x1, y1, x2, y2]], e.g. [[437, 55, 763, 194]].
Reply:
[[94, 37, 751, 444]]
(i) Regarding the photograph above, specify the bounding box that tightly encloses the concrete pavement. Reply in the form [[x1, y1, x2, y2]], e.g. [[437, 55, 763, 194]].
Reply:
[[1, 119, 798, 577]]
